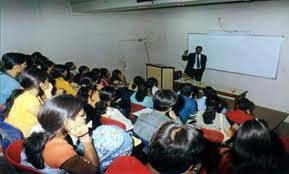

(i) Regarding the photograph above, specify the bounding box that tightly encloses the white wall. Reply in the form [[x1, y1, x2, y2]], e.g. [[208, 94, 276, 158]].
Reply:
[[0, 0, 164, 81], [156, 1, 289, 112]]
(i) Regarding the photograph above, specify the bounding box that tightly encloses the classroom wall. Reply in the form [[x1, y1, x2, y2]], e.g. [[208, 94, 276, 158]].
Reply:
[[156, 1, 289, 113], [0, 0, 165, 81]]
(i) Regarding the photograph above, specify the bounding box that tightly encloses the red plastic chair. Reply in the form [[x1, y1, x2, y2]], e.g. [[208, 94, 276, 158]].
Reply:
[[100, 117, 126, 130], [130, 103, 146, 113], [280, 136, 289, 153], [5, 140, 43, 174], [201, 128, 224, 144], [217, 147, 232, 174]]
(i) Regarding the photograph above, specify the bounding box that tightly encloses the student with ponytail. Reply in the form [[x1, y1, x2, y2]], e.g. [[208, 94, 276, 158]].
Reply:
[[77, 78, 101, 130], [194, 96, 234, 141], [51, 64, 77, 96], [21, 95, 99, 174], [129, 76, 145, 91], [130, 82, 153, 108], [95, 86, 133, 131], [4, 68, 52, 137]]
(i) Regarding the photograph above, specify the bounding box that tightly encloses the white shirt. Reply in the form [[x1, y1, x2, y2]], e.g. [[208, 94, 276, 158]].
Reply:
[[194, 111, 231, 131], [105, 107, 134, 131], [193, 54, 202, 69], [151, 86, 159, 95]]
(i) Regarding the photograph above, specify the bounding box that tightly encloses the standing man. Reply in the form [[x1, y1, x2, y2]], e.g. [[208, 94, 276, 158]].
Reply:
[[182, 46, 207, 81]]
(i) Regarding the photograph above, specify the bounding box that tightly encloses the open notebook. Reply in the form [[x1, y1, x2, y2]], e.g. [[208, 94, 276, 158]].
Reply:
[[132, 108, 153, 117]]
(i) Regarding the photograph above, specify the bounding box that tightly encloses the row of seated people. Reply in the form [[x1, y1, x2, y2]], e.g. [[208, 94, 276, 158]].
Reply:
[[0, 52, 289, 174]]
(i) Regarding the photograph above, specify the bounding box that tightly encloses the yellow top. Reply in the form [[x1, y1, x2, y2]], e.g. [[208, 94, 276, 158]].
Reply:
[[5, 91, 41, 137], [54, 77, 77, 96]]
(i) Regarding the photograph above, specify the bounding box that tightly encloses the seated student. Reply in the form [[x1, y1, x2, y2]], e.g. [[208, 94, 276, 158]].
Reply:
[[111, 69, 127, 87], [195, 86, 217, 112], [77, 78, 101, 131], [197, 86, 228, 113], [65, 62, 77, 83], [96, 86, 133, 131], [106, 122, 205, 174], [130, 83, 153, 108], [21, 95, 99, 174], [78, 125, 133, 173], [99, 68, 111, 87], [178, 83, 198, 123], [194, 96, 233, 141], [147, 77, 159, 95], [74, 65, 90, 84], [91, 67, 100, 77], [28, 52, 49, 69], [0, 53, 27, 105], [41, 60, 55, 80], [128, 76, 145, 91], [4, 69, 52, 137], [226, 119, 289, 174], [225, 97, 255, 126], [133, 90, 178, 143], [51, 64, 77, 96]]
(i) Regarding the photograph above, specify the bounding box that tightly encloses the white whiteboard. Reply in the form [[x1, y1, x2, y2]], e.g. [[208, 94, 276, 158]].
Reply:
[[188, 33, 283, 79]]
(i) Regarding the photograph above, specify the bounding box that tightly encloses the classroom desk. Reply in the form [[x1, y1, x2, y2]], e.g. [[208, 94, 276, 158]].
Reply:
[[173, 78, 248, 101]]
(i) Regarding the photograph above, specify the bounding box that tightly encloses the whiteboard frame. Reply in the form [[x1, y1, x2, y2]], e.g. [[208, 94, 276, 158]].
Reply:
[[187, 33, 283, 80]]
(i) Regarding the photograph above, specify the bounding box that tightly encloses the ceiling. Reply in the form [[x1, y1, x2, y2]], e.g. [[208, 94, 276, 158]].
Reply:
[[70, 0, 262, 13]]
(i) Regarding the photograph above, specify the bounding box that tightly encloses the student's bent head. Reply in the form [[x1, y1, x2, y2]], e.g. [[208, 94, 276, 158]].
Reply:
[[180, 83, 195, 97], [236, 97, 255, 114], [147, 77, 158, 88], [2, 52, 27, 73], [153, 90, 177, 111], [232, 119, 284, 172], [148, 122, 204, 173]]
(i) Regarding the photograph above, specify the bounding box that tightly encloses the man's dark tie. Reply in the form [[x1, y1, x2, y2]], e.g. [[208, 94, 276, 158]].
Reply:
[[197, 54, 200, 68]]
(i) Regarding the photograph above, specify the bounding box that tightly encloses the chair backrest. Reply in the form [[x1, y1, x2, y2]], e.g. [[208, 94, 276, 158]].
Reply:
[[201, 128, 224, 144], [280, 136, 289, 153], [0, 121, 23, 153], [130, 103, 146, 113], [5, 140, 43, 174], [100, 117, 126, 130]]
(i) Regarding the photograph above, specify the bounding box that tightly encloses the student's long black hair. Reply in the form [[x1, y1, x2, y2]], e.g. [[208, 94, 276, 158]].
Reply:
[[111, 69, 123, 83], [231, 119, 286, 173], [135, 83, 150, 102], [24, 95, 83, 169], [50, 64, 67, 79], [202, 96, 224, 124], [4, 68, 47, 116], [95, 86, 129, 117], [131, 76, 145, 90], [77, 77, 97, 103], [100, 68, 110, 80], [1, 52, 26, 71], [95, 86, 116, 117], [149, 122, 205, 173]]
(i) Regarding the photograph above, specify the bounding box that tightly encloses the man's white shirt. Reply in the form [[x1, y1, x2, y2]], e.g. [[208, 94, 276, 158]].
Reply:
[[193, 54, 202, 69]]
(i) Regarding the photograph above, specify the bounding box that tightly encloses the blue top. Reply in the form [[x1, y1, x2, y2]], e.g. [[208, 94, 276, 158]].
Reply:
[[179, 95, 197, 124], [0, 73, 20, 105], [130, 92, 153, 108]]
